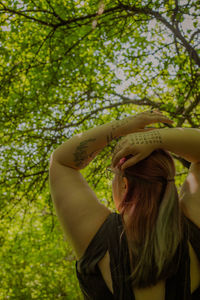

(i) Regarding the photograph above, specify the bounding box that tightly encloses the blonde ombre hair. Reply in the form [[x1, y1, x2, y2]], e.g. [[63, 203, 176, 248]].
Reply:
[[114, 149, 184, 288]]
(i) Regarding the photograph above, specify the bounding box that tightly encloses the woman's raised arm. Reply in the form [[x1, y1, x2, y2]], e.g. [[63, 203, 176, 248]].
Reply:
[[158, 127, 200, 163]]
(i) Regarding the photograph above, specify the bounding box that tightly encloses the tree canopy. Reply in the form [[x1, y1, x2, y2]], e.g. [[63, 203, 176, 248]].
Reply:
[[1, 0, 200, 298]]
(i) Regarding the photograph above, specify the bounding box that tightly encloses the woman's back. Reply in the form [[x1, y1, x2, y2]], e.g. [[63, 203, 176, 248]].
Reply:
[[77, 211, 200, 300], [76, 159, 200, 299], [50, 116, 200, 299], [97, 238, 200, 300], [97, 161, 200, 299]]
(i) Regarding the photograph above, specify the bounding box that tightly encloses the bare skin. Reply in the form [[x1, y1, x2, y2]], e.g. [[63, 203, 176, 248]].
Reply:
[[98, 165, 200, 299], [49, 111, 200, 299]]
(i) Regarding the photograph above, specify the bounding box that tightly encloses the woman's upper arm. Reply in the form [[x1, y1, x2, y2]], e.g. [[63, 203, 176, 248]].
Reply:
[[179, 162, 200, 228], [49, 157, 111, 258]]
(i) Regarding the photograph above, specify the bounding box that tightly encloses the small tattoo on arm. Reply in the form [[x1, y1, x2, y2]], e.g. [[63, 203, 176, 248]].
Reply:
[[107, 132, 114, 144], [107, 131, 118, 144]]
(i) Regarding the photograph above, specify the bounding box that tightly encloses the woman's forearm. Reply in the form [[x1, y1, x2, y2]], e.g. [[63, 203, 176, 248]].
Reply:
[[51, 120, 124, 170], [50, 111, 173, 170], [158, 127, 200, 163]]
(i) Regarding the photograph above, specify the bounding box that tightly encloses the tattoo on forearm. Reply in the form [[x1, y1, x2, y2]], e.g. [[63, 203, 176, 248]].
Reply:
[[113, 138, 126, 157], [74, 138, 96, 167], [111, 119, 130, 132], [107, 131, 118, 144], [109, 119, 130, 143], [107, 132, 113, 144], [131, 131, 163, 145], [112, 131, 162, 163]]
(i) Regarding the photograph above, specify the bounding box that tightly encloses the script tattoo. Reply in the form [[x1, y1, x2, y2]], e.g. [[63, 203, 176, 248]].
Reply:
[[107, 131, 114, 144], [74, 138, 96, 168], [131, 131, 163, 145], [111, 119, 130, 130], [108, 119, 130, 143], [106, 131, 118, 144], [110, 119, 130, 134]]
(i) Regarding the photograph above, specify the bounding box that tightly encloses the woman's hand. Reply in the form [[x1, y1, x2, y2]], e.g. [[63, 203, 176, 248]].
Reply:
[[117, 110, 173, 136], [112, 129, 163, 170]]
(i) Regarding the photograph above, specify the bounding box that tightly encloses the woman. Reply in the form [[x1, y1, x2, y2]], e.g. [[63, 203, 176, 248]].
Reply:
[[49, 110, 200, 299]]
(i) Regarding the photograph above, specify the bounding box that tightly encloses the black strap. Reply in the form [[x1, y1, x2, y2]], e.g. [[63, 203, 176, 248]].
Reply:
[[184, 216, 200, 262], [107, 213, 134, 299], [76, 213, 200, 300], [108, 214, 193, 300], [165, 220, 191, 300]]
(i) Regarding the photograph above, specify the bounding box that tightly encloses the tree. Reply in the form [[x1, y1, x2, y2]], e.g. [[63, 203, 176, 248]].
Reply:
[[1, 0, 200, 298]]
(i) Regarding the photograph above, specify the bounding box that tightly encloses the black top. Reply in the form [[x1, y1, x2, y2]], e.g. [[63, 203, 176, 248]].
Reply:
[[76, 213, 200, 300]]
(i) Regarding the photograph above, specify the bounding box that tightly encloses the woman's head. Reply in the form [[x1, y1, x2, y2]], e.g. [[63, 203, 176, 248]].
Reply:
[[110, 147, 183, 287], [111, 148, 176, 214]]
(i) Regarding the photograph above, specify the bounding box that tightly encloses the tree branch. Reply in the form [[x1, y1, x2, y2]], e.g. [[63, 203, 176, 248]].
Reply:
[[189, 29, 200, 43], [0, 7, 56, 27], [117, 3, 200, 67]]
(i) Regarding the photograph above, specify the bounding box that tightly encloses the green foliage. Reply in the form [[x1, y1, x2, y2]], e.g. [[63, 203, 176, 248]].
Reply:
[[0, 194, 82, 299], [1, 0, 200, 298]]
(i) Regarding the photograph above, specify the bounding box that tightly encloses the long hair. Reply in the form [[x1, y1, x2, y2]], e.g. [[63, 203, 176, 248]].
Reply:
[[114, 149, 184, 288]]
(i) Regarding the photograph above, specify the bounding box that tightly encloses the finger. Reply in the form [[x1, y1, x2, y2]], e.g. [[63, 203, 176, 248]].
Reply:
[[147, 110, 163, 115], [137, 128, 157, 132], [153, 116, 174, 124], [112, 150, 124, 168], [160, 116, 174, 123], [112, 148, 130, 168], [150, 111, 172, 118], [151, 110, 162, 114], [145, 111, 173, 124], [121, 154, 142, 170]]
